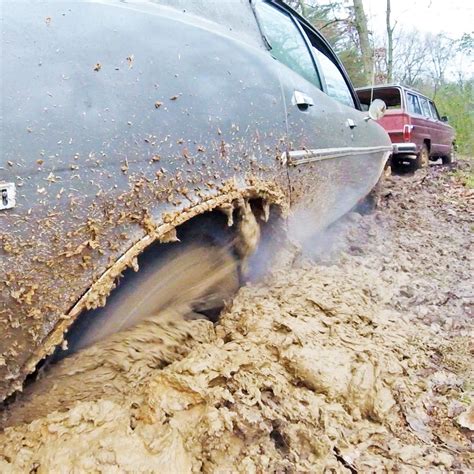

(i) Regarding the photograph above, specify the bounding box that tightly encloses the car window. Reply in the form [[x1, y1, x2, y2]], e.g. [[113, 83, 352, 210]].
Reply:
[[419, 97, 431, 118], [429, 101, 440, 120], [312, 48, 354, 107], [255, 1, 321, 88], [406, 92, 422, 115]]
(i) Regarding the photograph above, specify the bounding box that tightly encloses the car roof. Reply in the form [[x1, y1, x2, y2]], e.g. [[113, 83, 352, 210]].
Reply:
[[119, 0, 264, 48]]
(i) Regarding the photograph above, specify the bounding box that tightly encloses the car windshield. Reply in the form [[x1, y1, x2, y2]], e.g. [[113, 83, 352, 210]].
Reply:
[[357, 87, 401, 110]]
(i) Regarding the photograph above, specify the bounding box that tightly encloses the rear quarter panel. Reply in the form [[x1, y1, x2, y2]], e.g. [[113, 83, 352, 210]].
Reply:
[[429, 118, 455, 155], [0, 0, 289, 399], [376, 112, 407, 144]]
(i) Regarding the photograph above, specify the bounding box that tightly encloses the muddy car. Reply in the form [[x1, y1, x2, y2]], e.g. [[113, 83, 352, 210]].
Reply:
[[0, 0, 391, 401], [357, 85, 455, 169]]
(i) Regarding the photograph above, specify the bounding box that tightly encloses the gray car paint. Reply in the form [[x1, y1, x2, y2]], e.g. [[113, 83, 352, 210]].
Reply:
[[0, 0, 390, 401]]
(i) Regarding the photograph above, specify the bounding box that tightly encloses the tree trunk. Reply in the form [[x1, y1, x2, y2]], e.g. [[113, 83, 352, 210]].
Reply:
[[352, 0, 373, 84], [386, 0, 393, 82]]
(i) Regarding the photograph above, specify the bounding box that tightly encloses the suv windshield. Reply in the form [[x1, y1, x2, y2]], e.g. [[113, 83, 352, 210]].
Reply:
[[357, 87, 401, 110]]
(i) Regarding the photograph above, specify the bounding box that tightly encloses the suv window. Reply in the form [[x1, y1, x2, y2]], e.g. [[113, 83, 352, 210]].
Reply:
[[357, 87, 401, 110], [406, 92, 422, 115], [312, 48, 354, 107], [429, 101, 440, 120], [419, 97, 432, 118], [255, 1, 321, 88]]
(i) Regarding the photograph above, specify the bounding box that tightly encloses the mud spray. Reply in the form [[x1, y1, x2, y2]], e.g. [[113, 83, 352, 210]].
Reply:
[[1, 168, 472, 471]]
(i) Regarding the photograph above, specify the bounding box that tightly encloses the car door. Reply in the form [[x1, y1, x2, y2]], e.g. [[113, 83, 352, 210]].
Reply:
[[252, 0, 391, 231], [253, 0, 340, 149]]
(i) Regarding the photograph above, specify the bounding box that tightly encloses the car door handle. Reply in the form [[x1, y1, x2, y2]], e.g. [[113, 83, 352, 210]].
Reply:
[[346, 118, 357, 129], [292, 90, 314, 109]]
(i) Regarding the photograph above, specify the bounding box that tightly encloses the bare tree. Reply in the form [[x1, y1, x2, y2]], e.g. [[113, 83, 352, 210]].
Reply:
[[386, 28, 454, 93], [385, 0, 396, 82], [426, 34, 455, 97], [352, 0, 373, 84]]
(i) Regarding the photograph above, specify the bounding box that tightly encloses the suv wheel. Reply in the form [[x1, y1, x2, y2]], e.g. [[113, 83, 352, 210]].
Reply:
[[415, 144, 430, 169], [442, 144, 455, 165]]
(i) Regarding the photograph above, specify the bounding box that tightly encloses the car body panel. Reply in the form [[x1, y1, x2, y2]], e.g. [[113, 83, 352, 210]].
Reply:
[[1, 0, 290, 399], [0, 0, 390, 400], [282, 70, 389, 224], [256, 1, 390, 223]]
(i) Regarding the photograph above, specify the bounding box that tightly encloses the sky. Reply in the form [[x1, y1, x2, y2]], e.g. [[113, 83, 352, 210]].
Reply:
[[359, 0, 473, 77], [363, 0, 473, 39]]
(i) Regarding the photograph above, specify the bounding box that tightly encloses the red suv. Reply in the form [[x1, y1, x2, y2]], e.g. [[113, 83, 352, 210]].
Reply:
[[356, 85, 455, 169]]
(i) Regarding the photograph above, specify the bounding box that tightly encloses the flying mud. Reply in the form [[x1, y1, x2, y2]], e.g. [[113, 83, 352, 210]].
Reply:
[[59, 197, 268, 356]]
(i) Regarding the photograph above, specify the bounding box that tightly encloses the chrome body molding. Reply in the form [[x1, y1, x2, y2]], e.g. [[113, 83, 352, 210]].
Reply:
[[285, 145, 393, 166]]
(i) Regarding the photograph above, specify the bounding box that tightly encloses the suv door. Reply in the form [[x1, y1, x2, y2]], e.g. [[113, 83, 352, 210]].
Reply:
[[406, 91, 430, 154], [419, 96, 443, 156], [429, 100, 454, 156]]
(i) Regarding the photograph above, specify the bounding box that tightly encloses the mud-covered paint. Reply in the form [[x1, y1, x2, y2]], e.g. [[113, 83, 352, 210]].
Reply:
[[0, 0, 390, 401]]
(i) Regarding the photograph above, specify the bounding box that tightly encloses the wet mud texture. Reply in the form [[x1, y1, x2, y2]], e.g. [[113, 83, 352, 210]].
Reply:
[[1, 162, 473, 472]]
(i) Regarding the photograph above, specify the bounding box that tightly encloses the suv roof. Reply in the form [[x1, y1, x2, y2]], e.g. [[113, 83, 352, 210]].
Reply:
[[356, 84, 432, 102]]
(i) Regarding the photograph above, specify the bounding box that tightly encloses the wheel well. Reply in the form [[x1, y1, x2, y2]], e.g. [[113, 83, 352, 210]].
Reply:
[[423, 139, 431, 151], [53, 197, 284, 357], [12, 183, 289, 399]]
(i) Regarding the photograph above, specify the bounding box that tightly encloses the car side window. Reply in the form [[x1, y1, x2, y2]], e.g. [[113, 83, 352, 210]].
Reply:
[[255, 1, 321, 88], [419, 97, 432, 118], [407, 92, 422, 115], [429, 101, 440, 120], [312, 48, 355, 108]]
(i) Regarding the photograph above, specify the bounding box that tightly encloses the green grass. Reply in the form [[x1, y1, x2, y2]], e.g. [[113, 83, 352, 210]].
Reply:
[[450, 157, 474, 189], [452, 171, 474, 189]]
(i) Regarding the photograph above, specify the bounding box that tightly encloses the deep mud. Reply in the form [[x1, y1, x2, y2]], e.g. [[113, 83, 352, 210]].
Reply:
[[1, 161, 472, 472]]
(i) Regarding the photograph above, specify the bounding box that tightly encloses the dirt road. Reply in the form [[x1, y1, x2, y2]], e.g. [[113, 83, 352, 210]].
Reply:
[[1, 161, 472, 472]]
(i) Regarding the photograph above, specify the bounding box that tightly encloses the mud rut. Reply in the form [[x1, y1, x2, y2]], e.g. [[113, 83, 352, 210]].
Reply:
[[0, 161, 472, 472]]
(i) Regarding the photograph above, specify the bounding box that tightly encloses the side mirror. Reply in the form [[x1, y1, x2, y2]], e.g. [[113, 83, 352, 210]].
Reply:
[[366, 99, 387, 121], [441, 115, 449, 122]]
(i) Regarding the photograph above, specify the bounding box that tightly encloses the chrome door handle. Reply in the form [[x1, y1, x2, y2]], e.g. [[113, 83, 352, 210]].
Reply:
[[346, 118, 357, 129], [292, 90, 314, 108]]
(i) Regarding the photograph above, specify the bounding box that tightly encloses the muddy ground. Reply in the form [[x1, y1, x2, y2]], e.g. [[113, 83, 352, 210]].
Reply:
[[0, 160, 472, 472]]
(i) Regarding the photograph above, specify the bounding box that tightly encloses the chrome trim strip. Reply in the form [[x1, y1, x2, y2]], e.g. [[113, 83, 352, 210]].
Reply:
[[286, 145, 393, 166]]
